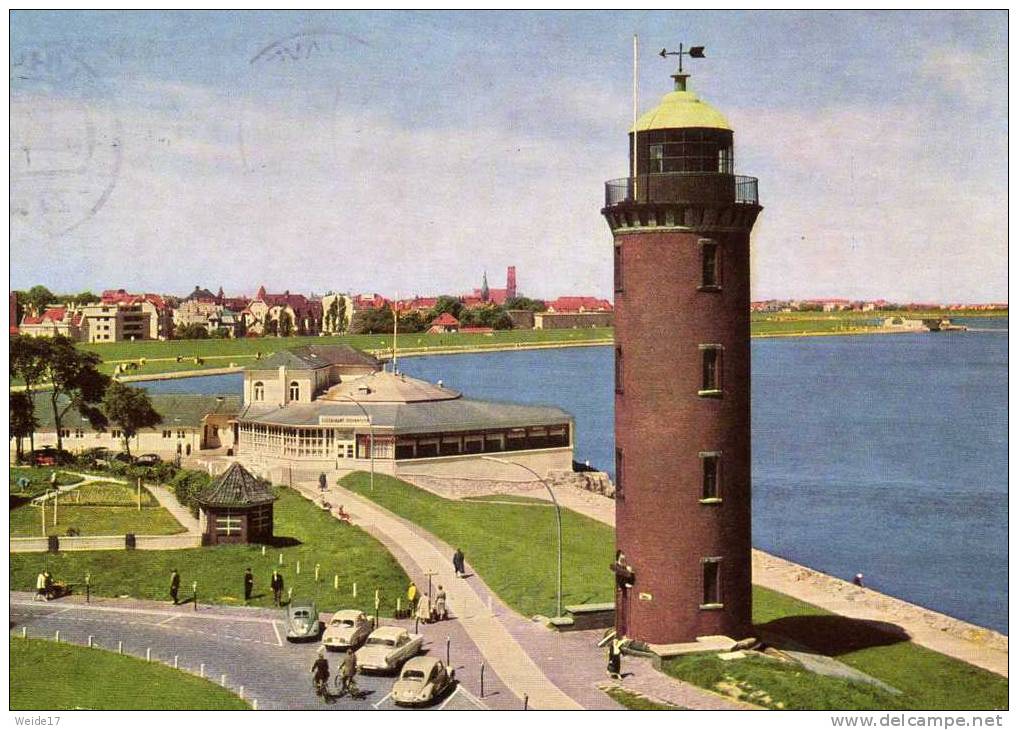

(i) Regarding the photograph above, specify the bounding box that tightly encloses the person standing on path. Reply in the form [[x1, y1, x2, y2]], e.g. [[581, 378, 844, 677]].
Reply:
[[407, 582, 418, 613], [271, 570, 284, 607], [452, 548, 465, 577], [433, 585, 448, 621], [244, 567, 254, 602], [170, 569, 180, 605], [49, 472, 58, 491], [35, 571, 47, 601], [318, 472, 327, 492]]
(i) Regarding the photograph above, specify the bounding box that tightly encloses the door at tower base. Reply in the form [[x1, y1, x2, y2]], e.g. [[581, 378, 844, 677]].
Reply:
[[603, 68, 761, 644]]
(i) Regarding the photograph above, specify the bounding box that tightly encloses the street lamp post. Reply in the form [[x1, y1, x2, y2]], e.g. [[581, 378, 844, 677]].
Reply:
[[332, 394, 374, 491], [481, 455, 563, 619]]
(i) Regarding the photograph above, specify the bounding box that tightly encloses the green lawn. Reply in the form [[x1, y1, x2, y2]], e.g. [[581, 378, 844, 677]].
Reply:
[[342, 472, 615, 618], [750, 309, 1006, 337], [10, 637, 249, 710], [460, 493, 553, 505], [11, 486, 409, 615], [10, 468, 84, 500], [603, 686, 684, 710], [661, 586, 1008, 711], [11, 481, 183, 537]]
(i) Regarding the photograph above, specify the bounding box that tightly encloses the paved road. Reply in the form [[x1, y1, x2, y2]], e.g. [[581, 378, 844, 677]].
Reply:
[[10, 593, 498, 711]]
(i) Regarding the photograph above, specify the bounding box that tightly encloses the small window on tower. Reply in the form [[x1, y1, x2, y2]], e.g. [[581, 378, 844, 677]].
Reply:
[[615, 447, 624, 500], [699, 240, 720, 291], [701, 558, 723, 608], [700, 451, 721, 502], [615, 346, 624, 394], [699, 345, 723, 396], [649, 144, 664, 173], [614, 244, 624, 293]]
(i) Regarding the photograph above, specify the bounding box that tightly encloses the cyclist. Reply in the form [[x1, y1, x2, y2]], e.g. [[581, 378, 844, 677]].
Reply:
[[336, 648, 359, 698], [311, 647, 330, 699]]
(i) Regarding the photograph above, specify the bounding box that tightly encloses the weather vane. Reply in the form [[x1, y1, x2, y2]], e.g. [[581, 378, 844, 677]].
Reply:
[[659, 43, 706, 74]]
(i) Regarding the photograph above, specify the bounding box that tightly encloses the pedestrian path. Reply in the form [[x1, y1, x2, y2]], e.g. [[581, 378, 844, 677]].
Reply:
[[296, 480, 583, 710], [146, 483, 200, 534]]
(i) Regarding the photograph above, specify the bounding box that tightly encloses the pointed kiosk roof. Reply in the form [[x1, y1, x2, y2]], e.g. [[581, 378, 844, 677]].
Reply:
[[196, 462, 277, 508]]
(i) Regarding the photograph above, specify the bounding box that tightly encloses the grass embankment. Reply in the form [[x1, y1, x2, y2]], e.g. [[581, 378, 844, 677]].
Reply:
[[662, 587, 1008, 711], [10, 481, 185, 537], [341, 472, 614, 618], [750, 309, 1007, 337], [342, 472, 1007, 711], [10, 637, 249, 710], [10, 486, 409, 614]]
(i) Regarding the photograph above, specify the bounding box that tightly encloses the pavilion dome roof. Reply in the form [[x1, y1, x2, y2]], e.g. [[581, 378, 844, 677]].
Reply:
[[320, 370, 461, 404], [633, 79, 731, 132], [196, 462, 276, 507]]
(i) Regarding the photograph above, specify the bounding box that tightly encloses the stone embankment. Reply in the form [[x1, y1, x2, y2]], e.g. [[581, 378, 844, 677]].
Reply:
[[401, 469, 614, 500]]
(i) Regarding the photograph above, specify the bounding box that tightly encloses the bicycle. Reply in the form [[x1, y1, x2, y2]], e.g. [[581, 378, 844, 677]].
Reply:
[[335, 672, 361, 699], [313, 674, 330, 701]]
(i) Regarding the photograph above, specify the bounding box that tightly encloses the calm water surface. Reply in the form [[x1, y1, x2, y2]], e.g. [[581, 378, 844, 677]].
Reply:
[[140, 319, 1008, 633]]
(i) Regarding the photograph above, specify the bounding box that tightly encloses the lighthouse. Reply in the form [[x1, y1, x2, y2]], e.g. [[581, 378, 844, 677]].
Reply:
[[603, 51, 762, 644]]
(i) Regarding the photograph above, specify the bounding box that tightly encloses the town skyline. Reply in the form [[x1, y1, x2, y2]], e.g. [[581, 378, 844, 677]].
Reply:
[[10, 11, 1008, 303]]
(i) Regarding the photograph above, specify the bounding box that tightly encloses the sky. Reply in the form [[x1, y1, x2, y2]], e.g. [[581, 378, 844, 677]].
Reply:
[[9, 10, 1008, 302]]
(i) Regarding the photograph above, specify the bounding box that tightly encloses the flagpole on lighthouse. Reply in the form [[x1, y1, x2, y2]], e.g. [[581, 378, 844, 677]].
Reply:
[[632, 33, 639, 201]]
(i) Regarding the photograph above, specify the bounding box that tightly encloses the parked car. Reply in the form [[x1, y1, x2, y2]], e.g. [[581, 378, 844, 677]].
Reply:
[[30, 447, 72, 466], [355, 626, 423, 673], [322, 609, 374, 651], [285, 601, 321, 641], [135, 453, 161, 467], [392, 656, 456, 706], [112, 452, 134, 464]]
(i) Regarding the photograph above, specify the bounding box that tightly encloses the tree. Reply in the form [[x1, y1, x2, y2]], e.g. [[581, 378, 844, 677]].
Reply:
[[41, 336, 110, 451], [430, 296, 464, 320], [504, 296, 547, 312], [480, 271, 490, 302], [22, 285, 56, 316], [10, 335, 50, 453], [10, 391, 37, 463], [264, 317, 279, 336], [335, 297, 347, 333], [103, 382, 162, 459], [279, 309, 294, 337], [174, 323, 210, 340], [350, 306, 395, 335]]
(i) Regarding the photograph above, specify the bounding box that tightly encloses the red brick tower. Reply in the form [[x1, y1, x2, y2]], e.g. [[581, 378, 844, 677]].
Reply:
[[603, 64, 761, 644], [506, 266, 517, 300]]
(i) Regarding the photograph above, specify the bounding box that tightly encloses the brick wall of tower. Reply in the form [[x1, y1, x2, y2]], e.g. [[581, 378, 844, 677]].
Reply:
[[613, 226, 753, 644]]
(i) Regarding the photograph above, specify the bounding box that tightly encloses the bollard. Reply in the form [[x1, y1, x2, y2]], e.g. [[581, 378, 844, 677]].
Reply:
[[200, 663, 205, 678], [146, 647, 151, 662], [252, 699, 258, 711], [481, 663, 485, 698], [87, 635, 93, 648], [446, 636, 451, 666], [262, 545, 266, 556], [352, 582, 357, 598], [118, 641, 123, 654], [174, 655, 179, 669], [193, 581, 198, 612], [279, 553, 283, 565], [397, 597, 401, 615], [54, 630, 60, 642], [221, 674, 227, 687], [287, 587, 293, 603], [524, 694, 529, 711], [296, 560, 300, 575], [21, 627, 27, 639], [315, 564, 320, 582], [334, 574, 339, 590], [239, 686, 244, 699], [85, 573, 90, 604]]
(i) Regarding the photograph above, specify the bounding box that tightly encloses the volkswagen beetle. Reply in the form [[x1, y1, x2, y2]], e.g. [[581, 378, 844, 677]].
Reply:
[[392, 656, 456, 706], [285, 600, 321, 641], [322, 609, 374, 651]]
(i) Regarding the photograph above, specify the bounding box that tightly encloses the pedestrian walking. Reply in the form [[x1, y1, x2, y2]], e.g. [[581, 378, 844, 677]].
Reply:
[[170, 569, 180, 604], [607, 636, 625, 680], [415, 590, 431, 625], [433, 585, 448, 621], [271, 570, 284, 606], [43, 571, 53, 601], [35, 571, 47, 601], [406, 582, 418, 613], [318, 472, 327, 492], [244, 567, 254, 602], [452, 548, 465, 577]]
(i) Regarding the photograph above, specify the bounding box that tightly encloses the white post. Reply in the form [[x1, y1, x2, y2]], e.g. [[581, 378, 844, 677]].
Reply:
[[118, 640, 123, 654], [296, 560, 300, 575], [279, 553, 283, 565], [174, 655, 178, 669], [54, 630, 60, 642], [262, 545, 266, 556], [53, 491, 57, 526], [87, 635, 93, 648], [137, 478, 142, 512], [239, 686, 244, 699], [41, 501, 45, 536], [315, 564, 320, 582], [252, 699, 258, 711], [221, 674, 226, 686], [333, 574, 338, 590], [21, 627, 27, 638], [146, 647, 151, 662], [200, 663, 205, 678], [352, 581, 357, 598], [287, 587, 292, 602]]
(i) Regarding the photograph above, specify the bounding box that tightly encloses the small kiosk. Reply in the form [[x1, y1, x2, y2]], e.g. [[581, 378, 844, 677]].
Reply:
[[196, 462, 277, 545]]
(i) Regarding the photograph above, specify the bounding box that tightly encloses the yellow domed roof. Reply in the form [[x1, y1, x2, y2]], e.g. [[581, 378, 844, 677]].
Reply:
[[633, 85, 731, 133]]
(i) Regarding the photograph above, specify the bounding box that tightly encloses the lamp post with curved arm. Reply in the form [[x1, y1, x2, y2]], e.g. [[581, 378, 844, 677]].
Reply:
[[480, 455, 563, 619], [330, 394, 374, 492]]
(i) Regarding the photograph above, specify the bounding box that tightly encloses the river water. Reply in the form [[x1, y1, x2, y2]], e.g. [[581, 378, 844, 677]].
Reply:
[[139, 319, 1008, 633]]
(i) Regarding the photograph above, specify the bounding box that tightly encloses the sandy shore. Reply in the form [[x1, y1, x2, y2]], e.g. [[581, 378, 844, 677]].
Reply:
[[403, 474, 1008, 678]]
